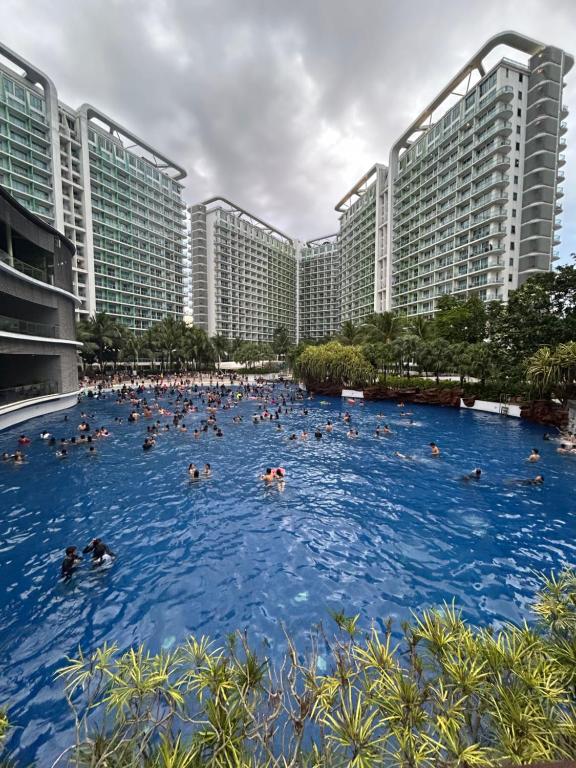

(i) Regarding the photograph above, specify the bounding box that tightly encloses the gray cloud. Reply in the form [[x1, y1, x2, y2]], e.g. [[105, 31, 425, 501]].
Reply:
[[2, 0, 575, 259]]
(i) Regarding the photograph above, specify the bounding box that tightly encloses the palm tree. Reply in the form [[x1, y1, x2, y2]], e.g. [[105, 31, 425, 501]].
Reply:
[[150, 317, 186, 372], [410, 314, 433, 341], [416, 339, 450, 383], [185, 326, 214, 371], [465, 342, 495, 387], [391, 334, 419, 377], [76, 319, 98, 373], [338, 320, 363, 346], [360, 312, 402, 344], [272, 326, 291, 359], [121, 330, 151, 373], [83, 312, 123, 372], [525, 346, 558, 398], [211, 334, 229, 370]]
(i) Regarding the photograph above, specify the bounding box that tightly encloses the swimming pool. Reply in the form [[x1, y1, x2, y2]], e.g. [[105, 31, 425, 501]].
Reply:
[[0, 385, 574, 764]]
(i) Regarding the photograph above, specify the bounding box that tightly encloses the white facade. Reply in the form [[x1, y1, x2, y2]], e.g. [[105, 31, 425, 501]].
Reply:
[[190, 199, 298, 342], [386, 31, 573, 317], [299, 235, 341, 340], [335, 164, 388, 324], [0, 41, 187, 330]]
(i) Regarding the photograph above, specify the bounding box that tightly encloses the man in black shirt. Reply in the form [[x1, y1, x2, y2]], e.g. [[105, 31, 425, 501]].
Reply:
[[61, 546, 82, 581]]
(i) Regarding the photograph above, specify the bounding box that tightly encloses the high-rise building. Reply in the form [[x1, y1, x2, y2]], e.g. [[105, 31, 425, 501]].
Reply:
[[336, 164, 388, 324], [386, 31, 572, 317], [190, 198, 298, 342], [0, 41, 187, 330], [299, 235, 340, 340]]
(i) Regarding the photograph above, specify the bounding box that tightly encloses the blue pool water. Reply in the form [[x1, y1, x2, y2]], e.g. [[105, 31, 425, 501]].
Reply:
[[0, 385, 574, 764]]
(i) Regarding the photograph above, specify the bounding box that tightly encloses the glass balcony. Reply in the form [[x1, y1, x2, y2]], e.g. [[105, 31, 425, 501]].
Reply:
[[0, 314, 59, 338], [0, 381, 59, 407]]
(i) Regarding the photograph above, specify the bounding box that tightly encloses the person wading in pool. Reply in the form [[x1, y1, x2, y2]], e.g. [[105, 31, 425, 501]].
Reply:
[[83, 538, 116, 564], [61, 546, 82, 581]]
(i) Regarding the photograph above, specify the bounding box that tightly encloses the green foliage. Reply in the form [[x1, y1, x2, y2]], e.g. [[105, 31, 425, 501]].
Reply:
[[433, 296, 488, 344], [1, 570, 571, 767], [271, 325, 291, 357], [294, 342, 375, 389], [526, 341, 576, 404], [234, 342, 271, 369]]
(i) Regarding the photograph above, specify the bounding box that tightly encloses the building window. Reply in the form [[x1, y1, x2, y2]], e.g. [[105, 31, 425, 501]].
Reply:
[[518, 91, 522, 99], [516, 142, 520, 150], [479, 72, 497, 97], [509, 257, 514, 266], [519, 73, 523, 82], [514, 175, 519, 184], [515, 159, 520, 168], [512, 209, 517, 217], [516, 125, 521, 134], [517, 108, 522, 117], [511, 225, 516, 234], [510, 242, 515, 250], [513, 192, 518, 201], [509, 274, 513, 282]]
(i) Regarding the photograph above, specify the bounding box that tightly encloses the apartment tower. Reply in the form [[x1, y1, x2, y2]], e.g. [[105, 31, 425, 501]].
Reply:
[[0, 41, 187, 331], [190, 198, 298, 342], [386, 31, 572, 317]]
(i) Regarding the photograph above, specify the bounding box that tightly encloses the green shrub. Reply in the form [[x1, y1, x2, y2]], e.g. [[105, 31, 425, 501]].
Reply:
[[3, 570, 571, 767], [375, 375, 460, 390]]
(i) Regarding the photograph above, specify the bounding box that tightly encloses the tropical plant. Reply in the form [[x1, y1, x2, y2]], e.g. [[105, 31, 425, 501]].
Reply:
[[235, 341, 267, 369], [338, 320, 363, 346], [184, 326, 214, 371], [271, 325, 291, 358], [210, 334, 229, 370], [409, 314, 434, 341], [294, 341, 375, 389], [526, 341, 576, 404], [78, 312, 123, 371], [360, 312, 402, 344], [121, 329, 151, 372], [2, 569, 570, 768]]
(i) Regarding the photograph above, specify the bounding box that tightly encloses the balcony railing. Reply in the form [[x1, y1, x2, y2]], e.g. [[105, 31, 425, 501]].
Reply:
[[0, 381, 60, 408], [0, 315, 59, 338], [0, 252, 48, 283]]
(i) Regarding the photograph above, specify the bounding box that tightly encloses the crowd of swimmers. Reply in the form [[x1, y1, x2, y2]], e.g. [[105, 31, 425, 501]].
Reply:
[[2, 376, 569, 584]]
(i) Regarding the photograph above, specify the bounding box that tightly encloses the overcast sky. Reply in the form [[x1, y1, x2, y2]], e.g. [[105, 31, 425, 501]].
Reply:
[[2, 0, 575, 262]]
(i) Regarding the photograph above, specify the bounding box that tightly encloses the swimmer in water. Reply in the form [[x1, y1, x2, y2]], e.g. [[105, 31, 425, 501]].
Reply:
[[261, 468, 275, 482], [325, 421, 334, 432], [314, 430, 322, 439], [289, 433, 297, 441], [528, 448, 540, 462], [394, 451, 413, 460], [383, 424, 392, 434], [142, 437, 155, 451], [430, 442, 441, 456], [61, 546, 82, 581], [275, 468, 286, 492], [514, 474, 544, 486], [18, 434, 31, 445], [203, 463, 211, 477], [83, 538, 116, 563], [301, 431, 308, 440], [462, 468, 482, 482]]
